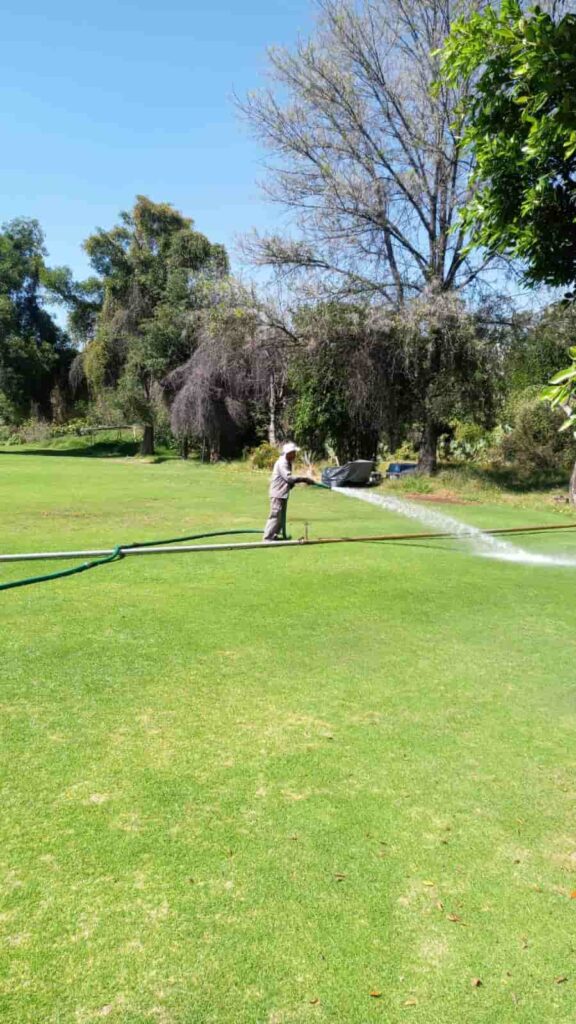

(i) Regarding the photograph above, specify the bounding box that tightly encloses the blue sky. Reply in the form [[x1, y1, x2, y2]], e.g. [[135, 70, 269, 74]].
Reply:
[[1, 0, 315, 281]]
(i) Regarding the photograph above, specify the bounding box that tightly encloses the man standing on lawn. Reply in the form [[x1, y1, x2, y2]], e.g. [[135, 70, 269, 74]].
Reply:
[[263, 442, 315, 542]]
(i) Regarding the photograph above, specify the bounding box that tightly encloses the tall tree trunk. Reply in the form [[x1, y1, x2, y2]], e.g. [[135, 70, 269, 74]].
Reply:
[[268, 372, 277, 446], [180, 436, 189, 460], [570, 460, 576, 505], [141, 423, 155, 456], [418, 420, 440, 475]]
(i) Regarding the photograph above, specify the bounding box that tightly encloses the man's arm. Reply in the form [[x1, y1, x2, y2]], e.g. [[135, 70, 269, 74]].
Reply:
[[277, 458, 314, 487]]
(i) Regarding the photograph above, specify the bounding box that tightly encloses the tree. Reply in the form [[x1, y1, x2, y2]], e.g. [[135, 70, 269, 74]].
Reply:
[[163, 280, 294, 459], [391, 292, 508, 469], [289, 303, 409, 461], [439, 3, 576, 495], [439, 1, 576, 291], [239, 0, 502, 470], [0, 218, 75, 423], [542, 349, 576, 500], [83, 196, 228, 454], [504, 301, 576, 393]]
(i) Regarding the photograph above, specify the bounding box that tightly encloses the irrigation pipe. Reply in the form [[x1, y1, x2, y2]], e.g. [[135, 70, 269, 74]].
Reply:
[[2, 519, 576, 590]]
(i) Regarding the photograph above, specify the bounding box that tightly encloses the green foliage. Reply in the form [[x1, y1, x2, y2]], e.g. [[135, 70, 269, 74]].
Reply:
[[48, 417, 102, 438], [249, 442, 279, 470], [390, 293, 508, 471], [289, 304, 385, 463], [440, 2, 576, 289], [4, 417, 52, 445], [505, 303, 576, 396], [0, 218, 76, 423], [493, 390, 575, 484], [389, 439, 418, 463], [83, 196, 229, 452], [290, 354, 352, 461], [441, 420, 496, 462], [541, 346, 576, 440], [0, 416, 129, 446]]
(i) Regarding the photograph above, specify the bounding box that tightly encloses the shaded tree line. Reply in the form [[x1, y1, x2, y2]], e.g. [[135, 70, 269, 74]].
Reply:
[[0, 197, 567, 473]]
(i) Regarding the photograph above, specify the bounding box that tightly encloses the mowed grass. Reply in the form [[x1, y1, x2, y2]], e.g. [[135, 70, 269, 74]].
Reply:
[[1, 451, 576, 1024]]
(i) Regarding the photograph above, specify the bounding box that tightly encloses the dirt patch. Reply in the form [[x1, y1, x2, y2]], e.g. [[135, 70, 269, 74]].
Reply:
[[403, 490, 471, 505]]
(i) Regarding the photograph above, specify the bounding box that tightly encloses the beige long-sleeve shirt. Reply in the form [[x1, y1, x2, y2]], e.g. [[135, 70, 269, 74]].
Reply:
[[269, 455, 305, 498]]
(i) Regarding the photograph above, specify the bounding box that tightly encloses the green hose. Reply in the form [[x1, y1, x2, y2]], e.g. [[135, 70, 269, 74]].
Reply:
[[0, 545, 126, 593], [0, 529, 262, 594], [127, 529, 261, 548]]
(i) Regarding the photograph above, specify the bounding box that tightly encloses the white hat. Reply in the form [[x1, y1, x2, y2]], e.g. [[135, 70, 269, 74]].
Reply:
[[281, 441, 300, 454]]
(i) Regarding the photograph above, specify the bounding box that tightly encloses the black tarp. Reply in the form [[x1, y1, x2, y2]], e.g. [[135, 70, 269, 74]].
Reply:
[[321, 460, 375, 488]]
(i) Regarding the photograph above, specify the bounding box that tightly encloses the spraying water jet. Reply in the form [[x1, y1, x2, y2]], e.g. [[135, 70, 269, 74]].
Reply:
[[332, 487, 576, 568]]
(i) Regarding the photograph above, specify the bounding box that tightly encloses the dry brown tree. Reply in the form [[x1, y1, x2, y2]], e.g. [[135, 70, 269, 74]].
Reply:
[[163, 282, 297, 458]]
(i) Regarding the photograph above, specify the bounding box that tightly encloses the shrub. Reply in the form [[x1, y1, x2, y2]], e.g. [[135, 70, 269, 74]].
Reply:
[[49, 418, 94, 438], [442, 420, 494, 462], [389, 440, 418, 462], [491, 395, 575, 485], [16, 419, 51, 443], [249, 442, 280, 470]]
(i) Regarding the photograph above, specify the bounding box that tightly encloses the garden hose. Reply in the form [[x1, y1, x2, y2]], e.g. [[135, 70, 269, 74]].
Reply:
[[0, 530, 262, 593]]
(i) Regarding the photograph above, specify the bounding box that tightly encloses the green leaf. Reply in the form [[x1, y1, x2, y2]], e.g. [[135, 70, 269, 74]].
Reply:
[[549, 366, 576, 385]]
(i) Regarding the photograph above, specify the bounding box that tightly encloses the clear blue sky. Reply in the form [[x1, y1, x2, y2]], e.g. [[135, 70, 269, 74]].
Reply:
[[1, 0, 315, 281]]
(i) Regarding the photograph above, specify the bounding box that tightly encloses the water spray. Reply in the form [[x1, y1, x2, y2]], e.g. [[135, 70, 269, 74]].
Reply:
[[332, 487, 576, 567]]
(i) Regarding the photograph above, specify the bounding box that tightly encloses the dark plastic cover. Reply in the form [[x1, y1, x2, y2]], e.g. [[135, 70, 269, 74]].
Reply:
[[321, 460, 375, 488]]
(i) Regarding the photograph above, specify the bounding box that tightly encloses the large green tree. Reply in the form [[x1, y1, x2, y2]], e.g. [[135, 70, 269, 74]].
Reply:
[[440, 0, 576, 291], [83, 196, 228, 453], [504, 301, 576, 393], [289, 304, 408, 463], [440, 3, 576, 498], [0, 218, 75, 423]]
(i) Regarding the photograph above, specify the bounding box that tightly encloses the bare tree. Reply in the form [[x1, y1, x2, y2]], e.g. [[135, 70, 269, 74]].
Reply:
[[239, 0, 494, 299], [238, 0, 505, 468]]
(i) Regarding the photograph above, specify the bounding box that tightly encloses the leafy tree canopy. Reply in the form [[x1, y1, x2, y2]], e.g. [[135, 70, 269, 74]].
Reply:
[[0, 218, 74, 423], [82, 196, 229, 452], [440, 1, 576, 290]]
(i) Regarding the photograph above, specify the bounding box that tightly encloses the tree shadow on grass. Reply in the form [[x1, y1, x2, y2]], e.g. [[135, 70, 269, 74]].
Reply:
[[441, 461, 569, 494], [0, 439, 142, 459]]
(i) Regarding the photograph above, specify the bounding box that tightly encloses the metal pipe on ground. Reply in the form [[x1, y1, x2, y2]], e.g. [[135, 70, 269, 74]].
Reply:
[[2, 522, 576, 563]]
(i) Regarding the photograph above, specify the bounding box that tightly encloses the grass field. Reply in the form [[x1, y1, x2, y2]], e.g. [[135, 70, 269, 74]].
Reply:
[[1, 448, 576, 1023]]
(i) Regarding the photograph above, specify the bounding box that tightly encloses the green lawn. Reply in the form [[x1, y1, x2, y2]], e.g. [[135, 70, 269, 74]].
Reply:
[[1, 450, 576, 1023]]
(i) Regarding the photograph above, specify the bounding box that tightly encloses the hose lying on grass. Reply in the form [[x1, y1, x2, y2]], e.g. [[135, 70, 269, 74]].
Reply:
[[0, 481, 332, 592], [2, 521, 576, 593], [0, 530, 262, 593]]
